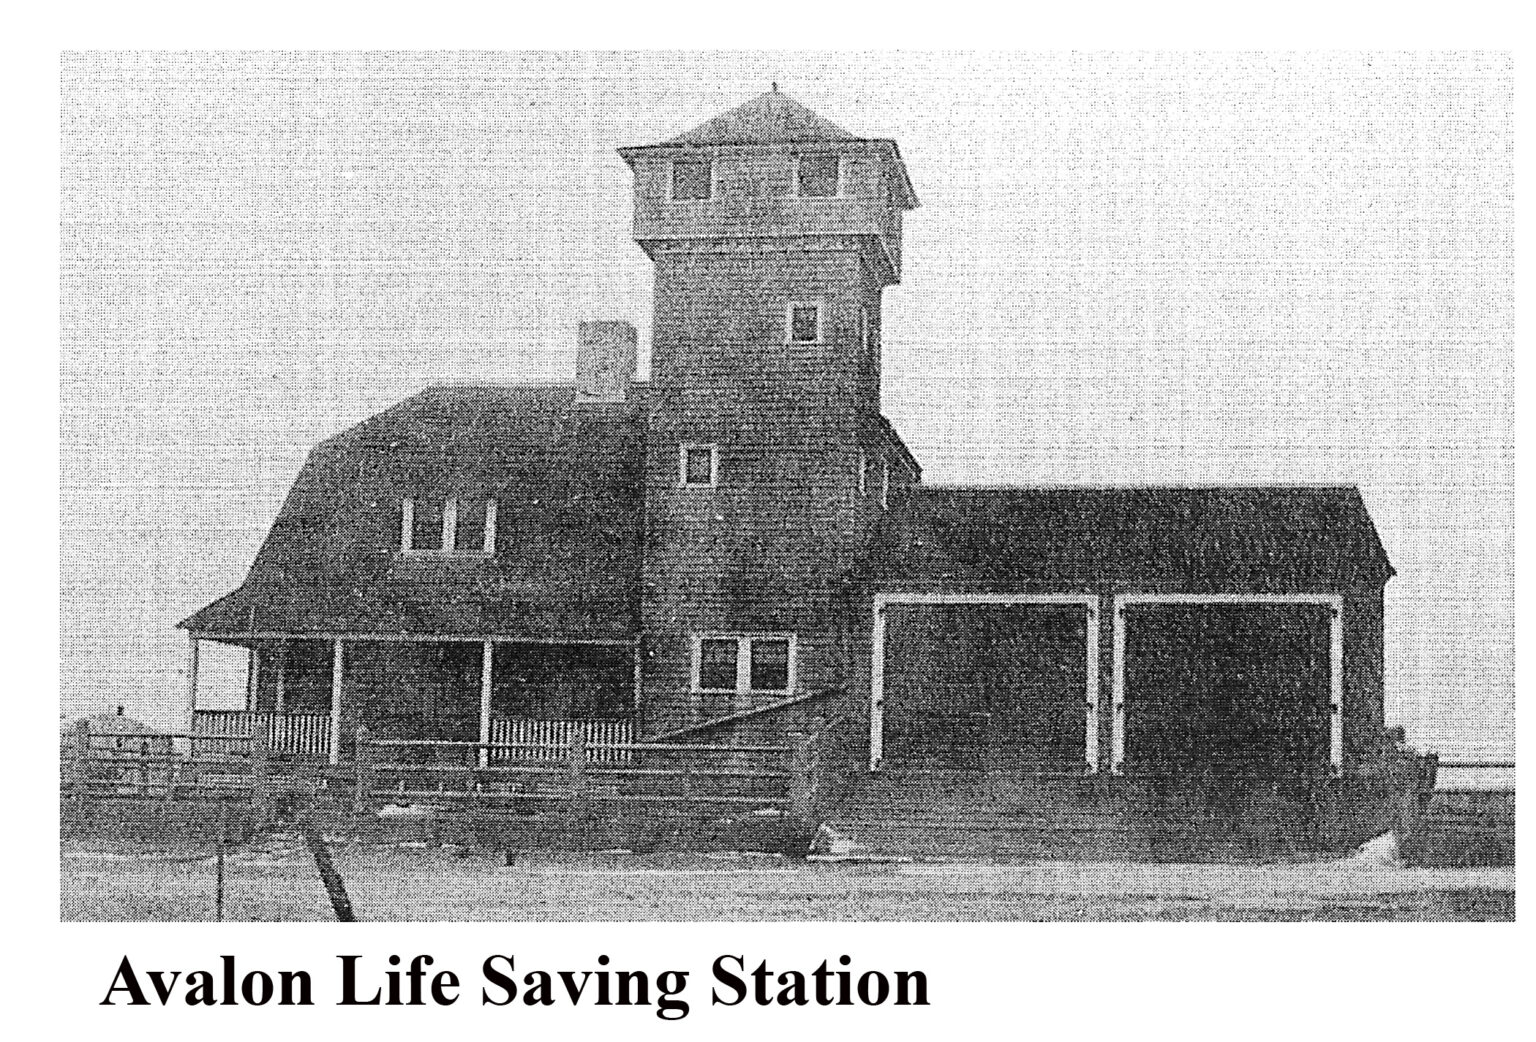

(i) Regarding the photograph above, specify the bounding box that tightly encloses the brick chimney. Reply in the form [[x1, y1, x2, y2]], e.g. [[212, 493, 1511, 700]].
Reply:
[[575, 321, 637, 404]]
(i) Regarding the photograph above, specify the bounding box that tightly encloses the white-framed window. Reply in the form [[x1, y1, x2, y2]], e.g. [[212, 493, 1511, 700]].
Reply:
[[796, 153, 841, 198], [679, 443, 719, 488], [786, 301, 823, 344], [401, 497, 497, 554], [670, 156, 713, 201], [857, 448, 868, 496], [691, 633, 797, 698]]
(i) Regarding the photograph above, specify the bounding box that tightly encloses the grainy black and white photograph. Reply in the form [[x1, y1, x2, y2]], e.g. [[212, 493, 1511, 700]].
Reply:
[[60, 50, 1514, 923]]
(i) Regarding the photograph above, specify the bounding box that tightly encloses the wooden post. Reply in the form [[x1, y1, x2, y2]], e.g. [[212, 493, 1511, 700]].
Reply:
[[566, 726, 589, 849], [274, 640, 287, 715], [478, 640, 494, 769], [298, 817, 357, 922], [250, 719, 272, 826], [788, 730, 818, 822], [329, 639, 344, 766], [245, 645, 260, 712], [71, 717, 91, 804], [353, 725, 372, 816], [186, 636, 201, 726]]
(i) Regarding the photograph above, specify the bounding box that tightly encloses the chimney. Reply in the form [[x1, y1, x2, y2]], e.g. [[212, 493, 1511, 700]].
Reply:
[[575, 321, 637, 404]]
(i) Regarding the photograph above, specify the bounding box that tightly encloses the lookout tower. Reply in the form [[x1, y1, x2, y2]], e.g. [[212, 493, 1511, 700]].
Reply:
[[619, 90, 922, 734]]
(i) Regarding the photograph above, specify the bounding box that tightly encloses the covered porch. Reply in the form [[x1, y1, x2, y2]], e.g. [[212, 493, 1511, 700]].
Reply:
[[185, 634, 636, 765]]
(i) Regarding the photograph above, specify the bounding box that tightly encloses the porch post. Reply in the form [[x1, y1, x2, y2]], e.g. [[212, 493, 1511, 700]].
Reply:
[[329, 639, 344, 766], [185, 635, 201, 725], [245, 645, 260, 712], [478, 640, 494, 769], [274, 640, 286, 715]]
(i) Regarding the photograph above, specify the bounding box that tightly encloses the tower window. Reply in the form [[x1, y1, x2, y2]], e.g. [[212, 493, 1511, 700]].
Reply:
[[679, 443, 718, 488], [797, 153, 841, 197], [671, 157, 713, 201], [787, 302, 822, 344]]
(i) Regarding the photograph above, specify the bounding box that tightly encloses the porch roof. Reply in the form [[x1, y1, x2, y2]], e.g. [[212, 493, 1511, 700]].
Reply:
[[858, 484, 1395, 592]]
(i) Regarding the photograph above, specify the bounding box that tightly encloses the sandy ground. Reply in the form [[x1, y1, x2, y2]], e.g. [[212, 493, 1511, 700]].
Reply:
[[60, 836, 1514, 922]]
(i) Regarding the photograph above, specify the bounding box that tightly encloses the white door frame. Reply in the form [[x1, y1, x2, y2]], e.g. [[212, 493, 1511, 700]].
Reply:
[[1110, 593, 1344, 777], [869, 593, 1100, 773]]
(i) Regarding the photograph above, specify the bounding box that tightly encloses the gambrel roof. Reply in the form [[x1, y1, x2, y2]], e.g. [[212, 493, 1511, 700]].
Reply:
[[180, 384, 647, 642]]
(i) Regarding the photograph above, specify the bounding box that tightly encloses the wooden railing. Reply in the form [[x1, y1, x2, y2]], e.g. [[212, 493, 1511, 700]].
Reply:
[[352, 725, 816, 817], [192, 710, 332, 759], [61, 719, 274, 807], [487, 718, 633, 764]]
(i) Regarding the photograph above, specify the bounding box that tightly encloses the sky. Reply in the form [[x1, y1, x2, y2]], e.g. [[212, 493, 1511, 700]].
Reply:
[[59, 51, 1513, 771]]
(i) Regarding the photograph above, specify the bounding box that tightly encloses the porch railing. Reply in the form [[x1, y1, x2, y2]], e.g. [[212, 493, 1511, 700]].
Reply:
[[192, 710, 332, 759], [488, 718, 633, 764]]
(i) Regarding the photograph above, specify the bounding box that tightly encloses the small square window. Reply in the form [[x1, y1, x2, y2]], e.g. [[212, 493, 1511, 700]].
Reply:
[[697, 638, 739, 691], [797, 153, 840, 197], [789, 303, 820, 343], [672, 157, 712, 201], [749, 638, 791, 691], [680, 443, 717, 488]]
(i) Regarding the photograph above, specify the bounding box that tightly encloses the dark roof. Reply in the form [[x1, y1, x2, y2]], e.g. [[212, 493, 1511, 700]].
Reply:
[[668, 90, 855, 145], [180, 384, 646, 642], [860, 485, 1394, 592]]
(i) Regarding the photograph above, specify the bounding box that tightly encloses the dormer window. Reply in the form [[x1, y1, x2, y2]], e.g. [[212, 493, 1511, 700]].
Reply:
[[796, 153, 841, 198], [671, 156, 713, 201], [401, 497, 496, 554], [787, 302, 822, 344], [679, 443, 718, 488]]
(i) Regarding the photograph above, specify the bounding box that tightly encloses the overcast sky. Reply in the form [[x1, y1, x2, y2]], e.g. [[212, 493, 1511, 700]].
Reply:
[[60, 51, 1512, 765]]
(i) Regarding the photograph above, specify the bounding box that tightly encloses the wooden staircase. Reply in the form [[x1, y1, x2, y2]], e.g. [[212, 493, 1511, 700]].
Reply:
[[821, 768, 1332, 861]]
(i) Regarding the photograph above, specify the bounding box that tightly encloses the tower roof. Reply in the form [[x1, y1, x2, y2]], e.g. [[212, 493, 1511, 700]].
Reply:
[[668, 89, 855, 145]]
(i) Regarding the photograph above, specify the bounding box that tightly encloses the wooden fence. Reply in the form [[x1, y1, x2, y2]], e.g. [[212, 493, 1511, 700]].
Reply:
[[62, 718, 275, 810], [351, 725, 817, 818], [192, 710, 332, 759]]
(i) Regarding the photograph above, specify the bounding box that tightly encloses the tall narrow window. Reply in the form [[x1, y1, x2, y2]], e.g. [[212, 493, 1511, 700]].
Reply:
[[797, 153, 841, 197], [680, 443, 718, 488], [787, 302, 821, 344], [696, 638, 739, 692], [455, 499, 487, 552], [671, 156, 712, 200], [881, 458, 891, 509], [748, 637, 791, 692], [408, 498, 444, 551]]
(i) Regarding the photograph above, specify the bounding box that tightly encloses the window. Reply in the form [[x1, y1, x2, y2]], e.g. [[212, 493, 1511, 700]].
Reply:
[[679, 443, 718, 488], [696, 638, 739, 691], [749, 637, 790, 691], [692, 634, 796, 697], [797, 153, 841, 197], [671, 156, 712, 201], [401, 497, 496, 554], [787, 302, 821, 344]]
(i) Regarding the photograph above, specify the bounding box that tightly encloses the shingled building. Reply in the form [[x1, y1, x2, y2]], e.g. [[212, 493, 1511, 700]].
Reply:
[[182, 90, 1399, 844]]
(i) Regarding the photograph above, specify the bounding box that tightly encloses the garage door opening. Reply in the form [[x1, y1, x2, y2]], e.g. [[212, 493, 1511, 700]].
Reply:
[[1115, 599, 1340, 785], [873, 597, 1096, 772]]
